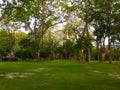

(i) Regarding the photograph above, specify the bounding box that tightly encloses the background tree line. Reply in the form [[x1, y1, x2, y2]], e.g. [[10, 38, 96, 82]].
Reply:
[[0, 0, 120, 63]]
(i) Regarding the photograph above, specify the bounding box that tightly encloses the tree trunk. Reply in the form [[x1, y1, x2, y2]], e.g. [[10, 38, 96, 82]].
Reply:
[[81, 49, 84, 62], [9, 30, 16, 60], [86, 23, 91, 62], [87, 47, 91, 62], [9, 49, 14, 60], [36, 50, 40, 60], [100, 47, 105, 62], [108, 36, 112, 63], [100, 38, 106, 62]]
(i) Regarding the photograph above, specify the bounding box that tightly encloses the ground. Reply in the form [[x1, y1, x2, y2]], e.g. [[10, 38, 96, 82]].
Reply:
[[0, 60, 120, 90]]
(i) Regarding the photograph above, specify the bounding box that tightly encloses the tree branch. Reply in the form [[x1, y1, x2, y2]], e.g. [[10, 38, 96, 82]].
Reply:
[[45, 20, 67, 30]]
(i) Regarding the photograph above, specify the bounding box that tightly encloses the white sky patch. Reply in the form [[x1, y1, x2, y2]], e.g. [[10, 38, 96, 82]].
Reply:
[[68, 2, 72, 7], [57, 22, 67, 30], [52, 22, 67, 32], [105, 37, 108, 45]]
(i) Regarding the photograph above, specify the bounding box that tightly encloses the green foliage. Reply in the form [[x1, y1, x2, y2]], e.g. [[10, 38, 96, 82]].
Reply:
[[14, 31, 27, 51], [0, 0, 120, 61], [0, 30, 13, 57], [75, 36, 93, 52], [112, 47, 120, 61], [92, 0, 120, 43], [58, 40, 75, 59], [40, 41, 53, 58], [16, 37, 39, 59]]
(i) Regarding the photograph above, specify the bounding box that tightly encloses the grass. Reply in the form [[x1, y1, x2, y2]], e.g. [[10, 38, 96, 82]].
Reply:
[[0, 60, 120, 90]]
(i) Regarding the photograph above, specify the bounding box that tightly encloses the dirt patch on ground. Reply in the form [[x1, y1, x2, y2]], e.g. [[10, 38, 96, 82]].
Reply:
[[32, 68, 48, 72], [0, 68, 48, 79], [93, 70, 104, 73], [109, 74, 120, 79], [0, 72, 33, 79], [44, 73, 55, 77], [93, 70, 120, 79]]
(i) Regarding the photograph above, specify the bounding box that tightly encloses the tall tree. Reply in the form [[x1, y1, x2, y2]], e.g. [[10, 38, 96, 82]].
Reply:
[[5, 0, 64, 59], [92, 0, 120, 63]]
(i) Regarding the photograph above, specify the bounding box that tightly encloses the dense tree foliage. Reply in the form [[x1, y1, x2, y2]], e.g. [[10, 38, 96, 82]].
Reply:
[[0, 0, 120, 62], [0, 30, 14, 60]]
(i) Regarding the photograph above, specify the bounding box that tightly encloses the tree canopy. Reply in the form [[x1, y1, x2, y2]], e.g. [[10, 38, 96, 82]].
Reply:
[[0, 0, 120, 62]]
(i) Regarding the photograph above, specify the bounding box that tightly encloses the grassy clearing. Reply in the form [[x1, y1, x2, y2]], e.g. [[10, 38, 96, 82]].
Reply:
[[0, 60, 120, 90]]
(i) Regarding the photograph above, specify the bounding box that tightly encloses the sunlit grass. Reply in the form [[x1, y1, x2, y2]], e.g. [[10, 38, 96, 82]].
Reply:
[[0, 60, 120, 90]]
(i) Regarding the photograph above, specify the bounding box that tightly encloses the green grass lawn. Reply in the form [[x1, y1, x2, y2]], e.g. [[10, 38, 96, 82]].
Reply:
[[0, 60, 120, 90]]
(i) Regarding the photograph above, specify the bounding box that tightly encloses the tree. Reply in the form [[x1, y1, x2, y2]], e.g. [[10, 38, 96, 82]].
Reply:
[[0, 0, 32, 59], [61, 0, 93, 62], [0, 30, 14, 60], [62, 40, 75, 59], [9, 0, 64, 59], [92, 0, 120, 63], [17, 37, 38, 60], [0, 0, 119, 62], [14, 31, 27, 52], [0, 0, 28, 21], [75, 35, 93, 62]]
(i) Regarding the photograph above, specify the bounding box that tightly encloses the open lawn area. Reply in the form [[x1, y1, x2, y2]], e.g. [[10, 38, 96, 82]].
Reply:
[[0, 60, 120, 90]]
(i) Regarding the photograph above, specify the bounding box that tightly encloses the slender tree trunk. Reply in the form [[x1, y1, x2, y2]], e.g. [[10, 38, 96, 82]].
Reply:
[[9, 49, 14, 60], [106, 0, 112, 63], [78, 50, 82, 62], [108, 36, 112, 63], [36, 50, 40, 60], [87, 47, 91, 62], [101, 48, 105, 62], [100, 38, 106, 62], [9, 30, 16, 60], [96, 37, 100, 61], [86, 24, 91, 62], [81, 15, 88, 62], [81, 2, 90, 62], [81, 49, 84, 62], [97, 47, 100, 61]]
